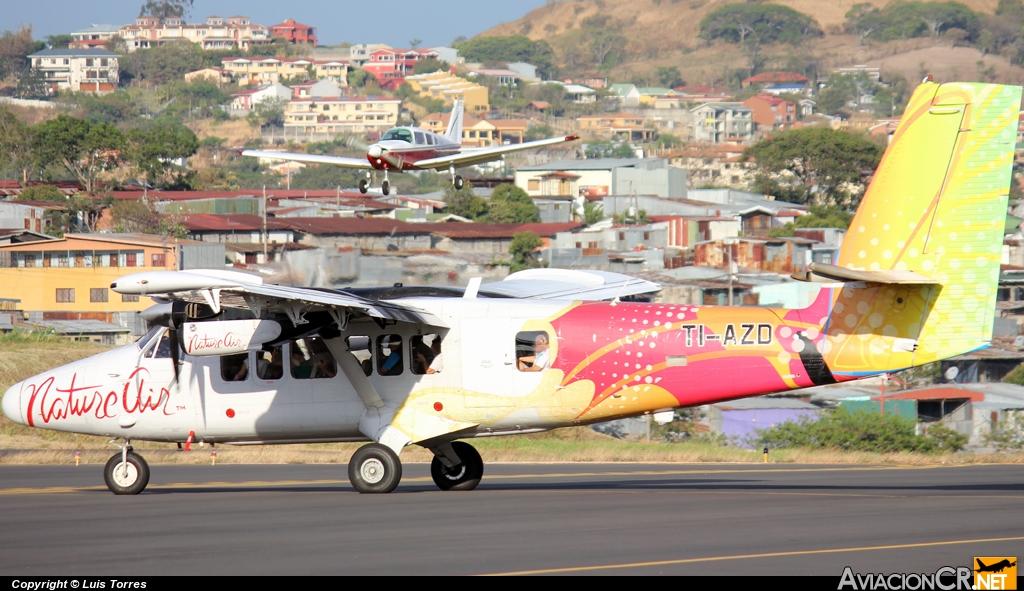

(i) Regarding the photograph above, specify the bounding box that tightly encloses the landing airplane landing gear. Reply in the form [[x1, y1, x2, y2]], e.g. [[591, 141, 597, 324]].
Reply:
[[103, 441, 150, 495], [348, 443, 402, 493], [430, 441, 483, 491], [381, 179, 391, 196], [449, 165, 465, 190], [358, 178, 369, 194]]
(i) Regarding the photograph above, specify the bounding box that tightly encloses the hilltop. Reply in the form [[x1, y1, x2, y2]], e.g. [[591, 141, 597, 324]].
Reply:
[[478, 0, 1020, 86]]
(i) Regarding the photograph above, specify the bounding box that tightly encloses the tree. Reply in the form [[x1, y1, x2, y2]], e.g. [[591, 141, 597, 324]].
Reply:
[[287, 165, 360, 190], [743, 128, 884, 207], [255, 97, 286, 127], [656, 66, 683, 88], [409, 38, 422, 49], [0, 26, 42, 80], [16, 185, 65, 202], [32, 115, 126, 194], [815, 74, 859, 116], [44, 34, 73, 49], [454, 35, 557, 78], [844, 3, 885, 44], [769, 204, 855, 237], [699, 4, 823, 45], [120, 40, 208, 84], [412, 58, 450, 75], [15, 65, 49, 99], [443, 184, 488, 220], [126, 120, 199, 187], [139, 0, 194, 18], [111, 198, 186, 237], [485, 184, 539, 223], [509, 231, 543, 273], [347, 68, 375, 89], [581, 200, 604, 225], [0, 107, 34, 178]]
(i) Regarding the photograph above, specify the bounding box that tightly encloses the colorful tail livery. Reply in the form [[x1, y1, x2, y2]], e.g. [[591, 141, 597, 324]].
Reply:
[[2, 82, 1020, 496]]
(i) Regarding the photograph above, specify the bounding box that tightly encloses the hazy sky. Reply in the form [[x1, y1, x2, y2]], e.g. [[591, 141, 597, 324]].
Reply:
[[3, 1, 547, 47]]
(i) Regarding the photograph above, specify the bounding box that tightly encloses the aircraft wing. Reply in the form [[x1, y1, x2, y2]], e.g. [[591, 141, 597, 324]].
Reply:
[[413, 135, 580, 171], [110, 270, 445, 327], [479, 269, 661, 301], [242, 150, 374, 170]]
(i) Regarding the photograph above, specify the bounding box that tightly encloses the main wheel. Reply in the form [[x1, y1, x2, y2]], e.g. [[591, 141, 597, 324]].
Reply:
[[103, 451, 150, 495], [431, 441, 483, 491], [453, 175, 465, 190], [348, 443, 402, 494], [381, 179, 391, 196], [358, 178, 369, 194]]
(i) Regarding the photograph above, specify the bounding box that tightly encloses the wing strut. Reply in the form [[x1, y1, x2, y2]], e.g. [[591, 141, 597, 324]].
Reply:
[[324, 339, 385, 410]]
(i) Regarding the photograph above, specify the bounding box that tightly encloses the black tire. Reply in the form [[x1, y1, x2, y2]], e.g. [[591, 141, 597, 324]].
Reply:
[[358, 178, 369, 194], [431, 441, 483, 491], [348, 443, 402, 494], [454, 175, 464, 190], [103, 452, 150, 495], [381, 179, 391, 196]]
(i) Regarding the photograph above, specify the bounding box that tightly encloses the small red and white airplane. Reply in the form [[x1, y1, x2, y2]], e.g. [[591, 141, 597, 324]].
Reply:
[[243, 100, 579, 195], [1, 81, 1018, 495]]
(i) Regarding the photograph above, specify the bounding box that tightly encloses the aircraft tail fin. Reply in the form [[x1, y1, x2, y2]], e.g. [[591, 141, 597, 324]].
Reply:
[[444, 100, 464, 144], [827, 82, 1020, 374]]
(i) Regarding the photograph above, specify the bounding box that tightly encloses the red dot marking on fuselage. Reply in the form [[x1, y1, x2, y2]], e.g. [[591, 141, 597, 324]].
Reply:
[[226, 408, 235, 418]]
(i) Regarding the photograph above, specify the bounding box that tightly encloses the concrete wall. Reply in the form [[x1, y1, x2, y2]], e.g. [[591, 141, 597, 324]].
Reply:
[[299, 233, 432, 251]]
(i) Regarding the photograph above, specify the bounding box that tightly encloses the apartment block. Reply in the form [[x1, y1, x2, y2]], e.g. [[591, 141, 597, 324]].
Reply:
[[27, 48, 119, 93], [404, 71, 489, 113], [284, 96, 401, 134], [119, 15, 271, 51]]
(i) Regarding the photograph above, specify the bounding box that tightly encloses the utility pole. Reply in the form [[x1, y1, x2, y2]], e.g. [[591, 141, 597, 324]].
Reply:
[[262, 185, 268, 262], [726, 238, 735, 306]]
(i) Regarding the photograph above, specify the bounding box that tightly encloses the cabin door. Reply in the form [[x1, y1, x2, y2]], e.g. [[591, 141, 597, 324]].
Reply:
[[460, 317, 515, 408]]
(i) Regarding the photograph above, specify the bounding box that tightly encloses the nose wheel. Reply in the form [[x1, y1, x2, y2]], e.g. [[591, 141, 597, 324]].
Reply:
[[381, 179, 391, 196], [103, 448, 150, 495]]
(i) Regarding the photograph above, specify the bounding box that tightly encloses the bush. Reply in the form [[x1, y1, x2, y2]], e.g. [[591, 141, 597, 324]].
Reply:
[[757, 407, 966, 454]]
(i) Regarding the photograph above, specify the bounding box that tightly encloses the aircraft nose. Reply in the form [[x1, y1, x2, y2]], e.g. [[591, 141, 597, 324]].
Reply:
[[368, 144, 382, 158], [2, 380, 24, 425]]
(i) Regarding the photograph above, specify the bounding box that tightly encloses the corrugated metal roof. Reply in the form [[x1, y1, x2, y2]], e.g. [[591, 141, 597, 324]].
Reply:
[[31, 320, 129, 334], [715, 397, 819, 410]]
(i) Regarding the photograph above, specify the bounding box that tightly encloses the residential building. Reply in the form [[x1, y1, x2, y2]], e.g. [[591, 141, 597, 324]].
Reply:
[[348, 43, 392, 67], [0, 200, 63, 233], [506, 62, 539, 81], [742, 95, 796, 130], [831, 65, 882, 84], [269, 18, 317, 47], [762, 83, 812, 96], [649, 215, 740, 249], [291, 78, 343, 99], [430, 222, 584, 255], [27, 48, 119, 94], [362, 47, 442, 90], [284, 96, 402, 134], [671, 144, 753, 188], [284, 217, 432, 251], [68, 24, 121, 49], [466, 68, 519, 86], [419, 113, 528, 146], [577, 113, 657, 142], [184, 67, 233, 86], [516, 159, 688, 201], [691, 103, 754, 144], [230, 83, 292, 110], [694, 236, 814, 274], [636, 87, 676, 107], [741, 71, 810, 89], [118, 15, 271, 51], [0, 234, 224, 334], [177, 214, 294, 244], [404, 71, 490, 113], [221, 56, 348, 86], [608, 83, 641, 107]]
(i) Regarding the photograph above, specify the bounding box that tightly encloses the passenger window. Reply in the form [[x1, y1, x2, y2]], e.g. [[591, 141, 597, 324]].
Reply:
[[256, 346, 284, 380], [290, 337, 337, 379], [516, 331, 551, 372], [221, 353, 249, 381], [377, 334, 403, 376], [411, 334, 442, 375], [346, 336, 373, 376], [414, 131, 425, 145]]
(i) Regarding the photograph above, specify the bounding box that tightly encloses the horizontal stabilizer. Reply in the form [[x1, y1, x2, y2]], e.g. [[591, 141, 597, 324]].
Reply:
[[791, 262, 938, 285]]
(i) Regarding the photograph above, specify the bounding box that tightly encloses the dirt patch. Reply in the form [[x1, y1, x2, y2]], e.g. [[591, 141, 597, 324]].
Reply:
[[188, 118, 260, 148]]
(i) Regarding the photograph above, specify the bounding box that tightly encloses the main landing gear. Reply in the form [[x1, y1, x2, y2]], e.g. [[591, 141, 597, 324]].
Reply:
[[103, 440, 150, 495], [345, 440, 484, 493], [357, 171, 392, 196], [449, 165, 465, 191]]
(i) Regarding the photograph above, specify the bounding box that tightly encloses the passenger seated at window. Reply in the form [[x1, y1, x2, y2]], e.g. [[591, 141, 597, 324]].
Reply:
[[377, 334, 403, 376], [290, 338, 337, 379], [411, 334, 440, 375], [427, 338, 443, 374], [517, 333, 550, 372], [257, 346, 283, 380], [221, 353, 249, 381]]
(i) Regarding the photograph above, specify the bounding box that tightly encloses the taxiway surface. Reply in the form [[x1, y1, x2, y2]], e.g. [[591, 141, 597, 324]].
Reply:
[[0, 463, 1022, 575]]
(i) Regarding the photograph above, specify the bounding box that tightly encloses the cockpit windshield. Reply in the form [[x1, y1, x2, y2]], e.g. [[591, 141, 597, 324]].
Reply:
[[381, 128, 413, 143]]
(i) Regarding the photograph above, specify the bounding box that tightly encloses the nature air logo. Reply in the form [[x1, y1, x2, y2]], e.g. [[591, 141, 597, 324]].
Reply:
[[974, 557, 1017, 591]]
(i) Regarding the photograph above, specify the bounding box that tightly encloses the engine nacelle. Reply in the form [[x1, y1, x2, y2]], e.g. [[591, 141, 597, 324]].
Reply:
[[182, 319, 282, 356]]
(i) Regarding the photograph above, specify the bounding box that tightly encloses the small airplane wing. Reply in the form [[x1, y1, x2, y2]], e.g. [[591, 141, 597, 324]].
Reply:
[[111, 270, 445, 327], [241, 150, 374, 170], [413, 135, 580, 171], [479, 269, 661, 301]]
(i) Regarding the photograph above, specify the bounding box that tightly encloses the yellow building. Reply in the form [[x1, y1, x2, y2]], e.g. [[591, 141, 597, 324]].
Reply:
[[222, 57, 349, 86], [404, 71, 489, 113], [0, 233, 221, 318], [284, 96, 401, 134], [420, 113, 528, 147]]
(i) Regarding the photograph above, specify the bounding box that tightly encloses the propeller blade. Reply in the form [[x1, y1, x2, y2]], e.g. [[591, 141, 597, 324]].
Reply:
[[169, 326, 181, 383], [346, 136, 371, 153], [380, 151, 404, 170]]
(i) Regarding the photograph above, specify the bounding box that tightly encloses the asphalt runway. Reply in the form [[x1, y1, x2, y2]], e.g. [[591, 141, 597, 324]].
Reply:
[[0, 462, 1022, 576]]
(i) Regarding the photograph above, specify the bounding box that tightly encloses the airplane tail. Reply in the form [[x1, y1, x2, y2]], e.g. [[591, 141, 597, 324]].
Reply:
[[444, 100, 464, 144], [823, 82, 1021, 375]]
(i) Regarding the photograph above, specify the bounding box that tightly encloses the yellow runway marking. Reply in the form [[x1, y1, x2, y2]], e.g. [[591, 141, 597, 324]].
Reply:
[[481, 536, 1024, 576], [0, 464, 1011, 496]]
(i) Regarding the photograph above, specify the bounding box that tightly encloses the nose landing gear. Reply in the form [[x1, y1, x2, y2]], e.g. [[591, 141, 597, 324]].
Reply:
[[103, 440, 150, 495]]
